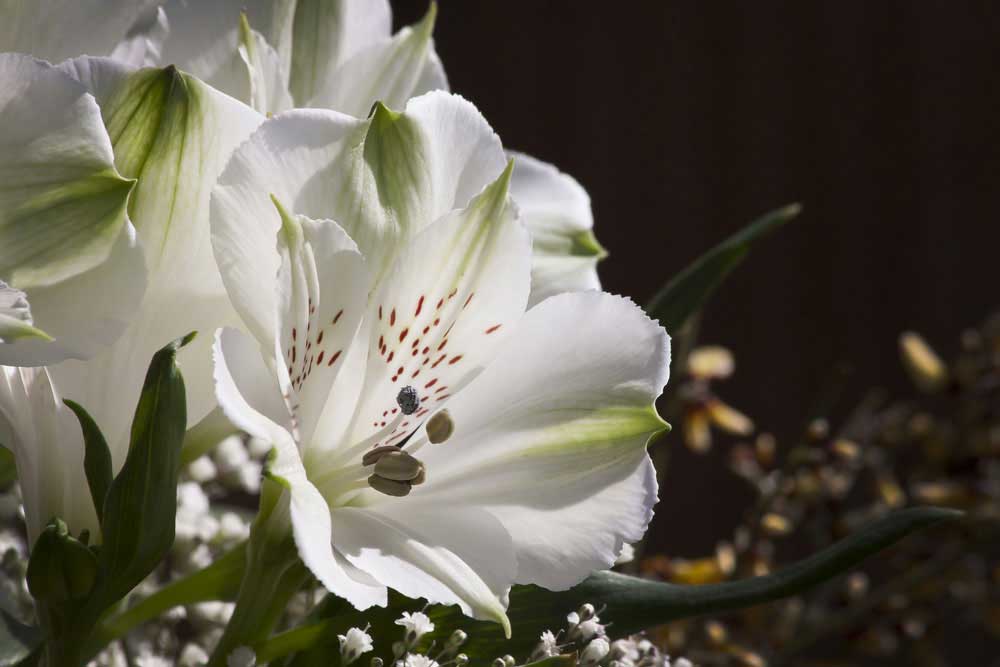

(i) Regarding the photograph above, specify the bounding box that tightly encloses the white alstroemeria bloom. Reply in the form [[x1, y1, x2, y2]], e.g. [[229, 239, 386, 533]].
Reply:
[[0, 0, 603, 304], [0, 54, 145, 366], [211, 92, 668, 631], [0, 55, 262, 542]]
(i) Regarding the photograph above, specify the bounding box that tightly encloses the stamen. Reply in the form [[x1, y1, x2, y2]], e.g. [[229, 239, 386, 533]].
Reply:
[[373, 450, 424, 481], [426, 409, 454, 444], [368, 474, 412, 497]]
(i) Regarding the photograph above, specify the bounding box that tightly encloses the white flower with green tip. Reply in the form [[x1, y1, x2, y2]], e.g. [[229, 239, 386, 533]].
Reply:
[[0, 55, 262, 541], [210, 92, 669, 633], [0, 0, 606, 305]]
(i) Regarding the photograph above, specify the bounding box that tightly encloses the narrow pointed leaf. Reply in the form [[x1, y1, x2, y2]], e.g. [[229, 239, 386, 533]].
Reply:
[[84, 332, 195, 615], [277, 506, 958, 665], [646, 203, 801, 332], [64, 400, 113, 524]]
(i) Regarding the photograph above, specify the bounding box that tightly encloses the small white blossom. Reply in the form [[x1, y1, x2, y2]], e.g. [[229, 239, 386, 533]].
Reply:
[[531, 630, 560, 661], [338, 627, 374, 665], [581, 638, 610, 667], [178, 644, 209, 667], [134, 653, 171, 667], [235, 460, 263, 494], [673, 660, 693, 667], [215, 435, 249, 474], [403, 656, 438, 667], [186, 456, 217, 483], [396, 611, 434, 647], [219, 512, 249, 542], [227, 647, 256, 667]]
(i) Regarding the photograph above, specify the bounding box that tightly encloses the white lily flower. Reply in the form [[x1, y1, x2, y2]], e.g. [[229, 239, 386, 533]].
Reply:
[[210, 92, 669, 633], [0, 0, 604, 304], [0, 55, 262, 541]]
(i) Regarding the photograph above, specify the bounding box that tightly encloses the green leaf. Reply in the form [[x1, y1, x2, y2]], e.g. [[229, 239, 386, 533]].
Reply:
[[521, 655, 577, 667], [646, 203, 801, 332], [275, 506, 959, 665], [84, 332, 195, 615], [63, 400, 113, 524], [90, 542, 246, 651], [0, 447, 16, 491], [0, 611, 40, 667]]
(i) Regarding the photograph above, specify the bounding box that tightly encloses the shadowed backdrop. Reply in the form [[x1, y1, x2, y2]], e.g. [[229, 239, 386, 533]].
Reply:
[[391, 1, 999, 556]]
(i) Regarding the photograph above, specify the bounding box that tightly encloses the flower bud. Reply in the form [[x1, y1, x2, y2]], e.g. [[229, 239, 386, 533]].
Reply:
[[25, 518, 97, 601]]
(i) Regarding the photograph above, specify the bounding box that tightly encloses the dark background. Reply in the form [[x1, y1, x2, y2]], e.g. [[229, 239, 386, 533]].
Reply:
[[391, 1, 999, 556]]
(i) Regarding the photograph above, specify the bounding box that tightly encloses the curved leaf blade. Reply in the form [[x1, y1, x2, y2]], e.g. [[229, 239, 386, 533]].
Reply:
[[275, 506, 959, 665], [63, 399, 112, 524], [646, 203, 801, 332]]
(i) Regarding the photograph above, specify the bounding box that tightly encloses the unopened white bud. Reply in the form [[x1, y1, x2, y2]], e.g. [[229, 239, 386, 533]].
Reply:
[[577, 603, 596, 621], [502, 656, 515, 667], [186, 456, 217, 483], [491, 659, 505, 667], [580, 638, 610, 667], [178, 644, 209, 667], [446, 629, 467, 649], [370, 659, 383, 667], [454, 655, 468, 667]]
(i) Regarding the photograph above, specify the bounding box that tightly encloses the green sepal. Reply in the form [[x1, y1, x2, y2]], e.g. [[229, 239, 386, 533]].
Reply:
[[646, 203, 801, 333], [25, 519, 97, 603], [269, 507, 959, 665], [63, 400, 113, 525]]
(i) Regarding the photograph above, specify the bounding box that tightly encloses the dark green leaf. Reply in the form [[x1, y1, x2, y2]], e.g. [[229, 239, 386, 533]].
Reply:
[[0, 448, 16, 491], [63, 400, 113, 524], [522, 655, 577, 667], [279, 506, 958, 665], [646, 203, 801, 332], [85, 332, 195, 615], [0, 611, 40, 667]]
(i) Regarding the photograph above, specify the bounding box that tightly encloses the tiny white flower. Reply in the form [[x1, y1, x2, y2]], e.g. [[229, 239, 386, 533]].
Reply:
[[531, 630, 560, 661], [227, 647, 256, 667], [577, 617, 606, 640], [187, 456, 218, 483], [396, 611, 435, 647], [178, 644, 210, 667], [219, 512, 250, 543], [404, 656, 438, 667], [215, 435, 250, 474], [580, 638, 610, 667], [338, 627, 374, 665], [673, 660, 693, 667]]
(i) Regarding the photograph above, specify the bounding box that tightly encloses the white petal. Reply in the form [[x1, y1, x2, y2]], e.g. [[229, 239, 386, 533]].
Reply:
[[271, 205, 370, 444], [0, 0, 158, 64], [212, 92, 507, 292], [338, 163, 531, 451], [507, 152, 604, 306], [48, 60, 262, 460], [154, 0, 279, 105], [238, 15, 294, 115], [0, 367, 97, 544], [413, 292, 669, 589], [109, 6, 169, 68], [212, 328, 386, 610], [309, 5, 444, 118], [0, 54, 144, 364], [285, 0, 392, 105], [333, 504, 512, 632]]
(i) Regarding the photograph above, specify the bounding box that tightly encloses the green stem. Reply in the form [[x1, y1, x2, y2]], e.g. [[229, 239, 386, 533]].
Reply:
[[86, 543, 247, 656], [252, 619, 333, 663], [208, 545, 307, 665]]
